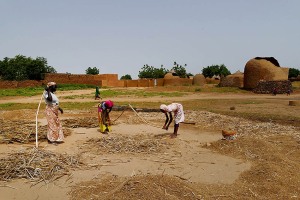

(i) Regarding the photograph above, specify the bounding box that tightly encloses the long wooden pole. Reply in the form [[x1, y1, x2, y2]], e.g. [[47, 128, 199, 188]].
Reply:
[[35, 94, 43, 148]]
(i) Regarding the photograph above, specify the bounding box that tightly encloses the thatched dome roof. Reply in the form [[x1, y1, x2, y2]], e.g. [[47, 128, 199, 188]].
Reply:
[[192, 74, 206, 86], [164, 72, 179, 79], [244, 57, 288, 89]]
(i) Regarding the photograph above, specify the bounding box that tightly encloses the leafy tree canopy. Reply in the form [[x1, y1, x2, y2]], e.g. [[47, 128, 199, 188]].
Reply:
[[202, 64, 231, 78], [138, 64, 168, 79], [120, 74, 132, 80], [46, 66, 57, 73], [171, 62, 188, 78], [85, 67, 100, 75], [138, 62, 193, 79], [288, 68, 300, 78], [0, 55, 55, 81]]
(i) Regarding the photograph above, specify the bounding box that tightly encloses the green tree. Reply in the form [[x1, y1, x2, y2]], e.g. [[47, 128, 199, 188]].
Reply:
[[171, 65, 187, 78], [288, 68, 300, 78], [218, 64, 231, 77], [202, 64, 231, 78], [171, 62, 193, 78], [186, 72, 194, 78], [45, 66, 57, 73], [0, 55, 52, 81], [138, 64, 167, 79], [86, 67, 100, 75], [120, 74, 132, 80]]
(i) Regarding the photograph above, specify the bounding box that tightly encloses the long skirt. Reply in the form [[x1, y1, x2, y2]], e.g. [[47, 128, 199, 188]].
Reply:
[[174, 104, 184, 124], [45, 105, 64, 142]]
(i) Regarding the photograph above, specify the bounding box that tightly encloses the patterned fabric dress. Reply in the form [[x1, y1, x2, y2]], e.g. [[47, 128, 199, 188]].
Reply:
[[161, 103, 185, 124], [44, 91, 64, 142]]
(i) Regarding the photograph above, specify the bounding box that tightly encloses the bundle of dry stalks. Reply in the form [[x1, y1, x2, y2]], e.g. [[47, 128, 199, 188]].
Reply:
[[0, 148, 81, 184]]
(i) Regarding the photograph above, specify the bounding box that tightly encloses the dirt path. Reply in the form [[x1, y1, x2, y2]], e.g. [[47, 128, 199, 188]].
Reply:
[[1, 89, 300, 104]]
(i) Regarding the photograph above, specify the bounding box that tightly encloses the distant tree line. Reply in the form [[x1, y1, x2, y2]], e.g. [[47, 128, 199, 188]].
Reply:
[[0, 55, 56, 81], [201, 64, 231, 78], [138, 62, 194, 79], [2, 54, 298, 81], [138, 62, 231, 79], [85, 67, 99, 75]]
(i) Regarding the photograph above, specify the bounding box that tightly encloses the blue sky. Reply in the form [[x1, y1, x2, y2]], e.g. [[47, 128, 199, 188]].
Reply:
[[1, 0, 299, 79]]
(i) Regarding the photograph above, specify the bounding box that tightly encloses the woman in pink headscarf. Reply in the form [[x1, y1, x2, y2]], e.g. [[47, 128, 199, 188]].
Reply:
[[98, 100, 114, 134], [160, 103, 184, 138], [43, 82, 64, 144]]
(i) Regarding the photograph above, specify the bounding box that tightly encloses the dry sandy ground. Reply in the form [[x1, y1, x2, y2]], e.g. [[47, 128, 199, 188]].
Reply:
[[0, 89, 299, 199]]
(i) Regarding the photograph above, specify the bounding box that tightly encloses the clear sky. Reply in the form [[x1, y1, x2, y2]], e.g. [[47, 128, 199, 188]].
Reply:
[[1, 0, 299, 79]]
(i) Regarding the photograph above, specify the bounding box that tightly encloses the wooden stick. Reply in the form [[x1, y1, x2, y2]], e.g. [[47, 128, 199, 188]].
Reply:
[[181, 122, 196, 125]]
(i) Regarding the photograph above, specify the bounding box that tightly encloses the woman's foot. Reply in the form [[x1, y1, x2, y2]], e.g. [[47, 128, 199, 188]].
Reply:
[[170, 134, 177, 138]]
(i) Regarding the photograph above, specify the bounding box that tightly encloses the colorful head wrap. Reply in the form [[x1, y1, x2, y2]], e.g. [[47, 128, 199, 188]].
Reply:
[[105, 100, 114, 108]]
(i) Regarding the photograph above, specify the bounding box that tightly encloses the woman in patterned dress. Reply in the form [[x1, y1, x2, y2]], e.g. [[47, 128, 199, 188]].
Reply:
[[44, 82, 64, 144], [160, 103, 184, 138]]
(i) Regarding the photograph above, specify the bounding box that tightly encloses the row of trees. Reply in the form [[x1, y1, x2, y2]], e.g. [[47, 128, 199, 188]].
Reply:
[[87, 65, 300, 80], [0, 55, 238, 81], [1, 55, 299, 81], [138, 62, 194, 79], [84, 62, 232, 80]]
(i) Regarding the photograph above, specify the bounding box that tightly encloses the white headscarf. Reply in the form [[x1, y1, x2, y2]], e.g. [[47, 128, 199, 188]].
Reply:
[[160, 104, 168, 111], [47, 82, 56, 87]]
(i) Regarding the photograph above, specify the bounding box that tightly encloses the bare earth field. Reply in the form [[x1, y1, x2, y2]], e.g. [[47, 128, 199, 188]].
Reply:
[[0, 87, 299, 200]]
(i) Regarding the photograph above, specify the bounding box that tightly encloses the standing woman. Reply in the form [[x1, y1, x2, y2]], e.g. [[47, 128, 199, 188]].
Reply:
[[44, 82, 64, 144], [95, 86, 101, 100], [160, 103, 185, 138]]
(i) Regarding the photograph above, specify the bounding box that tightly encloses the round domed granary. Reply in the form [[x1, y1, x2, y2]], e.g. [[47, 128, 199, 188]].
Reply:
[[192, 74, 206, 86], [244, 57, 289, 89], [164, 72, 179, 79], [219, 71, 244, 88]]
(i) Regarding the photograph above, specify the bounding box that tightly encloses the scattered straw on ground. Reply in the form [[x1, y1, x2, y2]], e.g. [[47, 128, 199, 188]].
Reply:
[[69, 174, 201, 200], [195, 134, 300, 199], [62, 117, 98, 128], [0, 148, 82, 185], [85, 134, 173, 154], [0, 119, 72, 144]]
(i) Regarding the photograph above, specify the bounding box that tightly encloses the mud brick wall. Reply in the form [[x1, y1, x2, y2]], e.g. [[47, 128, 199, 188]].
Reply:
[[253, 80, 292, 94], [43, 73, 118, 86], [0, 74, 209, 88], [155, 79, 164, 86], [136, 80, 150, 87], [205, 78, 220, 84], [163, 78, 193, 86], [99, 74, 118, 85], [0, 80, 43, 88], [148, 79, 155, 87], [0, 81, 19, 88], [126, 80, 138, 87], [116, 80, 125, 87]]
